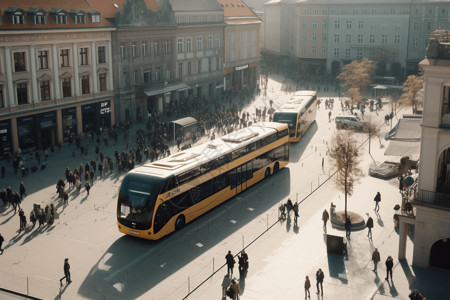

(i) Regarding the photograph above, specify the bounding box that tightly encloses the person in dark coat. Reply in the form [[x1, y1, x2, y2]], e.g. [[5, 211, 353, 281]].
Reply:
[[374, 192, 381, 212], [316, 268, 324, 295], [225, 251, 235, 276], [85, 182, 91, 195], [366, 216, 374, 239], [322, 209, 329, 233], [19, 209, 26, 233], [409, 289, 423, 300], [372, 248, 380, 272], [304, 275, 311, 299], [345, 216, 352, 239], [0, 233, 4, 254], [59, 258, 71, 285], [13, 192, 21, 213], [385, 256, 394, 281], [19, 182, 26, 200]]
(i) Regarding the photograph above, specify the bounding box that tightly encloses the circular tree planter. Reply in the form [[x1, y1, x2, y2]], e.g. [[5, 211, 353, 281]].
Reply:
[[330, 211, 366, 231]]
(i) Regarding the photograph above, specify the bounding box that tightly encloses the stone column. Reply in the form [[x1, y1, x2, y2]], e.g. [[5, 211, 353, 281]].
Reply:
[[52, 45, 61, 99], [11, 117, 18, 153], [4, 47, 15, 107], [107, 40, 114, 90], [72, 43, 80, 97], [56, 108, 63, 145], [29, 45, 39, 103], [91, 41, 98, 93], [76, 105, 82, 135]]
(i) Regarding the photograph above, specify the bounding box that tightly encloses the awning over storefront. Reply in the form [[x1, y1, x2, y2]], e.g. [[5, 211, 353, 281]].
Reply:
[[384, 115, 422, 156], [384, 140, 421, 156], [144, 83, 188, 97], [171, 117, 197, 127]]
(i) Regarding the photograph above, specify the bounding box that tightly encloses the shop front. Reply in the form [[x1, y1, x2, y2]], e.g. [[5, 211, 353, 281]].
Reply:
[[62, 107, 77, 142], [82, 100, 112, 133], [17, 115, 38, 153], [38, 111, 57, 149], [0, 120, 12, 158]]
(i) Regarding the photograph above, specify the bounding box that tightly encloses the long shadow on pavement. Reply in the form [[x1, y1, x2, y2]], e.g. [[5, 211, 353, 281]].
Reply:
[[327, 252, 348, 284], [77, 169, 291, 299]]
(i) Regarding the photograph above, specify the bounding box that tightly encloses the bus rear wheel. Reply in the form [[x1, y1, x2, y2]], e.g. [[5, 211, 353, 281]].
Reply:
[[265, 168, 271, 178], [175, 215, 185, 231]]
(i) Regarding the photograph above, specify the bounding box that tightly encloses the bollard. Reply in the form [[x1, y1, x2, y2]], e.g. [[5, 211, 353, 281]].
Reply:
[[188, 276, 190, 293]]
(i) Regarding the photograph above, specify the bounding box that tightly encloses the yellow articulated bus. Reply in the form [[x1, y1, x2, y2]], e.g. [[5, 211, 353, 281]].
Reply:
[[117, 122, 289, 240], [273, 90, 317, 142]]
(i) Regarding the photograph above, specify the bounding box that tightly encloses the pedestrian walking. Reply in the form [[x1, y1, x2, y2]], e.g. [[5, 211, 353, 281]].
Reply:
[[59, 258, 71, 285], [221, 274, 231, 298], [19, 209, 26, 233], [225, 250, 235, 276], [230, 278, 240, 300], [316, 268, 324, 295], [366, 216, 374, 239], [345, 216, 352, 239], [372, 248, 380, 271], [85, 182, 91, 195], [1, 166, 5, 178], [0, 233, 4, 254], [19, 182, 26, 200], [322, 209, 329, 233], [374, 191, 381, 212], [409, 289, 424, 300], [293, 202, 299, 223], [385, 256, 394, 281], [304, 275, 311, 299]]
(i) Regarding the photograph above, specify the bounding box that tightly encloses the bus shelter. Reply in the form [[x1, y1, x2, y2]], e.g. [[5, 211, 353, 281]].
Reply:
[[171, 117, 197, 143]]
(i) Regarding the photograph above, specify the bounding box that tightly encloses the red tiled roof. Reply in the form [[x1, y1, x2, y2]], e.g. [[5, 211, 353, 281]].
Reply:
[[0, 0, 116, 30], [218, 0, 258, 18], [88, 0, 160, 19]]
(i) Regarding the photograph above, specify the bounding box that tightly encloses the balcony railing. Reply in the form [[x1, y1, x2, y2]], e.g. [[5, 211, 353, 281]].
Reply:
[[412, 186, 450, 211]]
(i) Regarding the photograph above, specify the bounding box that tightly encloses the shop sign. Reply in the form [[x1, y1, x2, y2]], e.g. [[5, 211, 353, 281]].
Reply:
[[100, 101, 111, 115], [235, 64, 248, 71], [0, 129, 7, 134]]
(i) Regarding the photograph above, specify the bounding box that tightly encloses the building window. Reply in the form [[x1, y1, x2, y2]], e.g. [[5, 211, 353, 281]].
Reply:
[[155, 68, 161, 81], [34, 13, 46, 24], [97, 46, 106, 64], [60, 49, 69, 67], [121, 72, 127, 88], [143, 70, 151, 84], [40, 80, 51, 101], [74, 14, 85, 24], [214, 34, 220, 48], [322, 20, 327, 29], [302, 33, 307, 41], [14, 52, 26, 72], [382, 34, 387, 44], [178, 63, 183, 78], [197, 36, 203, 51], [312, 46, 317, 54], [427, 22, 431, 31], [99, 73, 107, 91], [321, 46, 326, 55], [62, 77, 71, 97], [152, 41, 159, 56], [357, 35, 363, 43], [394, 35, 400, 43], [312, 20, 317, 29], [120, 43, 126, 59], [412, 38, 418, 47], [79, 47, 88, 65], [369, 35, 375, 43], [334, 35, 340, 43], [208, 35, 213, 49], [17, 83, 28, 105], [302, 20, 307, 29], [335, 20, 340, 29], [357, 48, 363, 59], [345, 48, 351, 57], [216, 56, 220, 70], [413, 22, 419, 30], [358, 20, 364, 29], [131, 43, 137, 57], [38, 50, 49, 70], [165, 40, 170, 54], [142, 42, 147, 56], [395, 21, 400, 30], [90, 14, 100, 23], [322, 34, 327, 42], [312, 34, 317, 42], [186, 37, 192, 52], [198, 59, 202, 73], [134, 70, 139, 84], [301, 46, 306, 54], [13, 12, 25, 24], [382, 20, 388, 30], [188, 62, 192, 75], [81, 75, 89, 94], [334, 48, 339, 57], [56, 14, 67, 24], [177, 38, 183, 53], [346, 34, 351, 43], [208, 57, 212, 72], [346, 20, 351, 29]]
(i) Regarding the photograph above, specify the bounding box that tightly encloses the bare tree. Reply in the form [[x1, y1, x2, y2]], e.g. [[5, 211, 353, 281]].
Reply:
[[363, 121, 380, 154], [337, 58, 376, 109], [399, 75, 423, 114], [328, 131, 363, 219]]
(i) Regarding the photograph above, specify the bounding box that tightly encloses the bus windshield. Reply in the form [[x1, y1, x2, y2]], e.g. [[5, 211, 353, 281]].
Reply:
[[118, 173, 165, 229], [273, 112, 297, 135]]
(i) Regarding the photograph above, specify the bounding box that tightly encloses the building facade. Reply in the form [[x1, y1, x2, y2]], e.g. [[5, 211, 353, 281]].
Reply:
[[264, 0, 450, 80], [221, 0, 261, 92], [398, 30, 450, 270], [0, 0, 115, 155]]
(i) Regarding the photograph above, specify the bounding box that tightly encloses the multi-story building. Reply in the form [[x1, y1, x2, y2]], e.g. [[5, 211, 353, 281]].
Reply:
[[220, 0, 261, 92], [0, 0, 115, 155], [264, 0, 450, 79], [398, 31, 450, 270], [171, 0, 225, 101]]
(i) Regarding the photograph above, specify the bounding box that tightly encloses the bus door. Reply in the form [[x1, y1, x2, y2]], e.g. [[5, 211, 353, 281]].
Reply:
[[232, 164, 247, 194]]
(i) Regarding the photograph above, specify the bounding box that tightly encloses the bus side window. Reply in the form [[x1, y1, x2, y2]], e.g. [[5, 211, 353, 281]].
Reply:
[[214, 173, 228, 192], [246, 161, 253, 179], [199, 178, 214, 200], [230, 169, 237, 189], [153, 202, 172, 234]]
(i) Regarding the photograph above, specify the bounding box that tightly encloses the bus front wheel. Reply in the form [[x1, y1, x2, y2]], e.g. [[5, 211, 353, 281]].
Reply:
[[175, 215, 185, 231], [264, 168, 271, 178]]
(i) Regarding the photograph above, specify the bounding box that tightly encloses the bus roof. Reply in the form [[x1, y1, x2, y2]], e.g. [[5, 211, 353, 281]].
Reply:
[[128, 122, 287, 179], [274, 90, 316, 114]]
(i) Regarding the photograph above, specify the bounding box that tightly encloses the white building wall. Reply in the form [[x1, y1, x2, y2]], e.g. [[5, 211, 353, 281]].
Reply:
[[264, 4, 282, 53]]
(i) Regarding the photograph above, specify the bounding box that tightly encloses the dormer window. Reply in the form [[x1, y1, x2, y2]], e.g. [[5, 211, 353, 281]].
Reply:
[[70, 10, 86, 24], [88, 11, 101, 23], [6, 7, 26, 24], [28, 9, 47, 25], [50, 9, 68, 24]]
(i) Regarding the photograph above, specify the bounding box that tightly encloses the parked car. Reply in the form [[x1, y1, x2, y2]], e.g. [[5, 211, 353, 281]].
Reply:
[[335, 115, 367, 130]]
